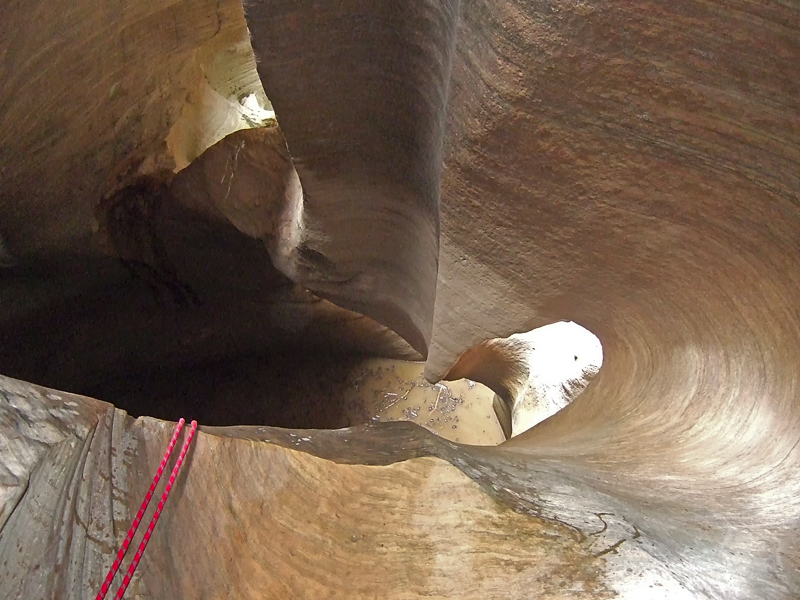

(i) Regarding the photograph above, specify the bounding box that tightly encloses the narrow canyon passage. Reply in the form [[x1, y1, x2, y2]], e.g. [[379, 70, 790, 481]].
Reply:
[[1, 0, 799, 599]]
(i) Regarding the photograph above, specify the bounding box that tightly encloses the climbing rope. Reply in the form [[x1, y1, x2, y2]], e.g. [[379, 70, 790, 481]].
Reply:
[[96, 418, 198, 600]]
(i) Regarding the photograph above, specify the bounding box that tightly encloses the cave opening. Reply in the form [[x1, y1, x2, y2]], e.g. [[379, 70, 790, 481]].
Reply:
[[0, 206, 509, 444], [444, 321, 604, 439], [0, 24, 603, 448]]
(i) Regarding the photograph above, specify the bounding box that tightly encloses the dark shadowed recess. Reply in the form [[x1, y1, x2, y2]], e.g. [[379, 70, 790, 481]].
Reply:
[[0, 193, 417, 428]]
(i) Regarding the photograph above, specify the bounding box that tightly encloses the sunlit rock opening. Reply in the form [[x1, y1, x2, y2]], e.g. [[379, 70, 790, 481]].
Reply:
[[447, 321, 603, 438]]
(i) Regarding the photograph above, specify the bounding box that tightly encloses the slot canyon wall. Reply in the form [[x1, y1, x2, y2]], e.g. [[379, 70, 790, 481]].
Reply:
[[1, 0, 799, 599]]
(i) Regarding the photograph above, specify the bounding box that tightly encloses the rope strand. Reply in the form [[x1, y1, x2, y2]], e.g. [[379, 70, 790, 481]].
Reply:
[[113, 420, 198, 600], [95, 418, 185, 600]]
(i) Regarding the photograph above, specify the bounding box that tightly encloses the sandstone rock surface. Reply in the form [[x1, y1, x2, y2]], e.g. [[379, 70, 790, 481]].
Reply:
[[1, 0, 799, 598]]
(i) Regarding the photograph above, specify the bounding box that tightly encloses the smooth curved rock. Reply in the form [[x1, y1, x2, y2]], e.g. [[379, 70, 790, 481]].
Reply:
[[0, 0, 264, 258], [0, 0, 799, 599], [244, 0, 458, 355], [1, 376, 695, 599]]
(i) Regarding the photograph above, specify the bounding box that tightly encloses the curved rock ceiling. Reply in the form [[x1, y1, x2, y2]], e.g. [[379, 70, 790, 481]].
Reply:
[[1, 0, 799, 599]]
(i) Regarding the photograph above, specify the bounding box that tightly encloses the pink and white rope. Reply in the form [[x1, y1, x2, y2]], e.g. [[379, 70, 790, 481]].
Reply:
[[95, 418, 185, 600], [112, 420, 198, 600], [95, 418, 197, 600]]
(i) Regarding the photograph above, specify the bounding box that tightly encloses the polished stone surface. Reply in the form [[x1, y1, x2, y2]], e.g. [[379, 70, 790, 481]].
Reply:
[[1, 0, 799, 598]]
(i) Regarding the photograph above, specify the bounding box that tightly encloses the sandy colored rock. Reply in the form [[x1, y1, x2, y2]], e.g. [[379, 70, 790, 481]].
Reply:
[[2, 377, 692, 599], [0, 0, 799, 598]]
